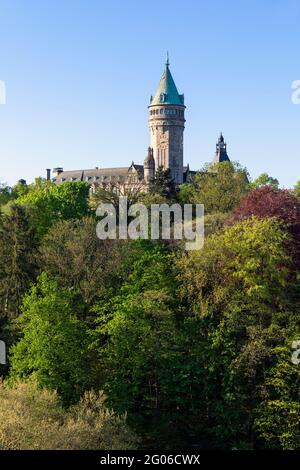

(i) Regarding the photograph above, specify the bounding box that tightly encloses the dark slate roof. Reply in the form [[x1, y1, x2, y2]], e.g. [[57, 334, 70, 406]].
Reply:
[[212, 149, 230, 164], [53, 164, 194, 184], [53, 165, 144, 183]]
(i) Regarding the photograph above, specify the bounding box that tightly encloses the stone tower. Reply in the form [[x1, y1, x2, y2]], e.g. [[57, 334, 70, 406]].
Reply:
[[144, 146, 155, 183], [148, 56, 185, 184]]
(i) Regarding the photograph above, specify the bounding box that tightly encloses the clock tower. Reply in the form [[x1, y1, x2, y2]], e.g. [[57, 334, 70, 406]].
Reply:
[[148, 55, 185, 184]]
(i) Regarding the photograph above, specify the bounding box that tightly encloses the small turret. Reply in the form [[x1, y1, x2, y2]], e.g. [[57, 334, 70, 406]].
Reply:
[[144, 147, 155, 183], [212, 132, 230, 164]]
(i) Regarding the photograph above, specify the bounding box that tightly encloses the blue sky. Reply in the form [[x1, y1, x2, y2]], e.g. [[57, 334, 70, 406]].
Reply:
[[0, 0, 299, 187]]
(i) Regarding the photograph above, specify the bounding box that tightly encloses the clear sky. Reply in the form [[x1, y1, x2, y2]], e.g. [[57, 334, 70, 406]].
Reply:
[[0, 0, 299, 187]]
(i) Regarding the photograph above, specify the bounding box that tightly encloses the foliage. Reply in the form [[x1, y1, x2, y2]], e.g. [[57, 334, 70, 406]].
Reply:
[[40, 219, 153, 309], [204, 212, 228, 235], [0, 379, 138, 450], [254, 354, 300, 450], [149, 167, 177, 200], [16, 180, 90, 237], [177, 183, 197, 205], [294, 181, 300, 197], [89, 181, 144, 212], [2, 164, 300, 450], [137, 192, 169, 208], [178, 216, 289, 312], [0, 205, 38, 355], [93, 244, 183, 445], [0, 182, 13, 207], [0, 205, 38, 319], [228, 186, 300, 270], [9, 273, 90, 405], [192, 161, 249, 213], [249, 173, 279, 189], [175, 217, 299, 447]]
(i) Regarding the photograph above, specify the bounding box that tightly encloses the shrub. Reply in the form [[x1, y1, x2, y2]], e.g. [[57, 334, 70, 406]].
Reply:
[[0, 379, 138, 450]]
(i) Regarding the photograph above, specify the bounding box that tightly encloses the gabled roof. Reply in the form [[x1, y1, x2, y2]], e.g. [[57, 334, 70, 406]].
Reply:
[[53, 165, 145, 183], [150, 59, 184, 106]]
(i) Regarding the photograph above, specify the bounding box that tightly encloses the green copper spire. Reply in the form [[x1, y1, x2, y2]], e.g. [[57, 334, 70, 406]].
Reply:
[[150, 56, 184, 106]]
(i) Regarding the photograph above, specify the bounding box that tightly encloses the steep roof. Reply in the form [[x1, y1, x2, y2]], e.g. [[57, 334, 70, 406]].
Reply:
[[53, 165, 144, 183], [212, 133, 230, 164], [150, 58, 184, 106]]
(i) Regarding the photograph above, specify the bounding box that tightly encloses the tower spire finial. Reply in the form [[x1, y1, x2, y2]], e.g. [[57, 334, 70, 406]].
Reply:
[[166, 51, 169, 67]]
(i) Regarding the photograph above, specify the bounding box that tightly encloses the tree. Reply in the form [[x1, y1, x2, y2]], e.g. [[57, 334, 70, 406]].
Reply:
[[0, 205, 38, 351], [9, 273, 90, 405], [254, 354, 300, 449], [249, 173, 279, 189], [204, 212, 228, 236], [178, 216, 290, 314], [177, 183, 197, 205], [228, 186, 300, 270], [294, 181, 300, 197], [89, 181, 144, 212], [0, 182, 13, 207], [40, 218, 150, 308], [192, 161, 249, 214], [175, 217, 297, 447], [16, 180, 90, 238], [93, 244, 183, 444], [149, 167, 177, 200], [0, 379, 138, 450]]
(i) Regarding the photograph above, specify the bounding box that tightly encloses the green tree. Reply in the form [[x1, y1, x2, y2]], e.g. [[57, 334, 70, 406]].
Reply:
[[40, 218, 151, 308], [149, 167, 177, 200], [0, 205, 38, 351], [254, 352, 300, 449], [192, 161, 249, 213], [93, 244, 181, 444], [0, 182, 13, 207], [16, 180, 90, 237], [9, 273, 90, 405], [175, 217, 297, 448], [294, 181, 300, 197], [177, 183, 197, 205], [89, 180, 144, 212], [249, 173, 279, 189]]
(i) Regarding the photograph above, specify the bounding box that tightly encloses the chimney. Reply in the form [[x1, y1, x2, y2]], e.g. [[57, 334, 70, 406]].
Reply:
[[46, 169, 51, 181]]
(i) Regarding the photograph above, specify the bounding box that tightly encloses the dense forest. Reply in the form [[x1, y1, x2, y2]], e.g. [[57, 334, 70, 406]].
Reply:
[[1, 161, 300, 450]]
